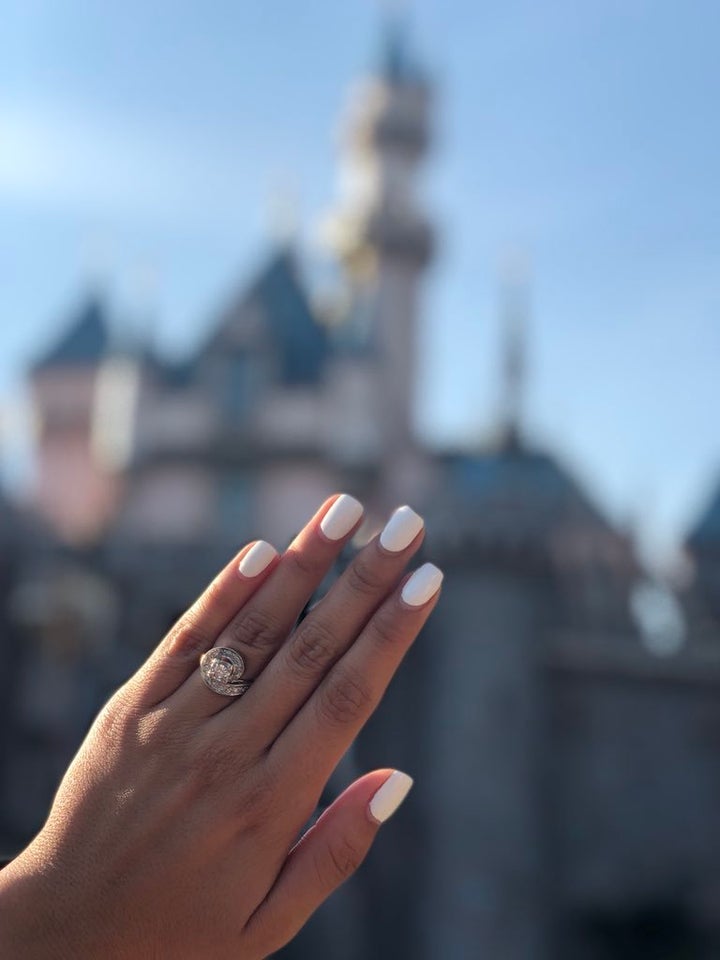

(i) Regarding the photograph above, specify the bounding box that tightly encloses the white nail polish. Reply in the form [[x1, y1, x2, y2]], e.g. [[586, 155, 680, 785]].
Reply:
[[401, 563, 443, 607], [379, 505, 424, 553], [369, 771, 414, 824], [320, 494, 363, 541], [238, 541, 277, 578]]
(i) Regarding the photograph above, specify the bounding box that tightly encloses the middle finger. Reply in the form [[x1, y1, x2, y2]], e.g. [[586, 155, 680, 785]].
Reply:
[[213, 504, 426, 748]]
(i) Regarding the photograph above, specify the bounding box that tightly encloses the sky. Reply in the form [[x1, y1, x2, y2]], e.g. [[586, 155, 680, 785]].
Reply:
[[2, 0, 719, 570]]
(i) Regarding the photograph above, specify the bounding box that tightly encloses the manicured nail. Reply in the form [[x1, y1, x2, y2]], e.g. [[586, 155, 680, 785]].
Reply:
[[379, 505, 424, 553], [369, 771, 414, 824], [401, 563, 443, 607], [320, 494, 363, 541], [238, 541, 277, 578]]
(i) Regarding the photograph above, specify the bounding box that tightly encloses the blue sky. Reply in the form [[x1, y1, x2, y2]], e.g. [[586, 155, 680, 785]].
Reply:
[[2, 0, 719, 569]]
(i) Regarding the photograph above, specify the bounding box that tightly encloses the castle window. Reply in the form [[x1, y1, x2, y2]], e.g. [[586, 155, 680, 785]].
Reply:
[[223, 353, 260, 417]]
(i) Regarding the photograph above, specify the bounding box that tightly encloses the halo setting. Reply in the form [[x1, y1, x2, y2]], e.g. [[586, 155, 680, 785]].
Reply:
[[199, 647, 251, 697]]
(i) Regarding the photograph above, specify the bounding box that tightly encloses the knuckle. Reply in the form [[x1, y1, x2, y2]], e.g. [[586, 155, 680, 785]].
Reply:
[[317, 667, 373, 729], [229, 607, 282, 654], [345, 556, 385, 598], [287, 620, 339, 679], [287, 546, 325, 580], [167, 619, 212, 660], [324, 834, 365, 884], [369, 609, 406, 649]]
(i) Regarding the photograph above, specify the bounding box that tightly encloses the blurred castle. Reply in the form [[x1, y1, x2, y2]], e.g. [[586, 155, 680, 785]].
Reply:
[[3, 19, 720, 960]]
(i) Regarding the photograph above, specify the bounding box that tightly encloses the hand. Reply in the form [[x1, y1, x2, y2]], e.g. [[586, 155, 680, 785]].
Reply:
[[0, 495, 442, 959]]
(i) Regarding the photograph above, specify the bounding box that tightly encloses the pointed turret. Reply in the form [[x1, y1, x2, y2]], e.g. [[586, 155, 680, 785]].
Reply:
[[424, 266, 640, 628], [202, 244, 328, 392], [31, 291, 110, 372], [495, 266, 529, 452], [378, 11, 427, 87]]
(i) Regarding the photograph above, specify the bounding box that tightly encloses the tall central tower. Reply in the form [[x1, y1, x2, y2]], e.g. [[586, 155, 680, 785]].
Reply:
[[324, 18, 435, 505]]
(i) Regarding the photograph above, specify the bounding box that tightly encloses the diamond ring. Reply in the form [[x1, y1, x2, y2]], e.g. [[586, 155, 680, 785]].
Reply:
[[199, 647, 252, 697]]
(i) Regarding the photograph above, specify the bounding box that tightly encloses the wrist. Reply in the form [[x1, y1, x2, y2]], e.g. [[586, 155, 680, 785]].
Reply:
[[0, 843, 75, 960]]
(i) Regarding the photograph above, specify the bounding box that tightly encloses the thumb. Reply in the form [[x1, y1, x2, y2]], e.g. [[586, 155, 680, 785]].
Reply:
[[244, 769, 413, 955]]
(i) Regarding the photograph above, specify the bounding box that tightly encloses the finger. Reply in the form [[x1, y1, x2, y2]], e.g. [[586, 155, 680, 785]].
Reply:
[[226, 505, 425, 746], [124, 539, 279, 709], [268, 564, 442, 792], [167, 493, 364, 718], [243, 769, 413, 956]]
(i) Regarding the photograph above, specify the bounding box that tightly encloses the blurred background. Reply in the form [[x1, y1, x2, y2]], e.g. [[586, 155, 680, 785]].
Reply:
[[2, 1, 720, 957]]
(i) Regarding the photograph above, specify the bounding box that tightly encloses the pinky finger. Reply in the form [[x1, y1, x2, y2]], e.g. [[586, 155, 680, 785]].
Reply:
[[244, 769, 413, 955]]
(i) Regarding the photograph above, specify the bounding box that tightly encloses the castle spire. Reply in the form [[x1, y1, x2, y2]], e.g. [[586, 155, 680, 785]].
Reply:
[[377, 4, 423, 85], [496, 257, 529, 451]]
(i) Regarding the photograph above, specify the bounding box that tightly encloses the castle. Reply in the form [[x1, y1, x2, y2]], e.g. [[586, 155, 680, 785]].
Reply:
[[3, 20, 720, 959]]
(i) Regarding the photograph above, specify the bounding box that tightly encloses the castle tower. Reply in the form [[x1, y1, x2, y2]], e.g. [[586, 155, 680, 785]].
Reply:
[[29, 292, 123, 543], [324, 17, 435, 505]]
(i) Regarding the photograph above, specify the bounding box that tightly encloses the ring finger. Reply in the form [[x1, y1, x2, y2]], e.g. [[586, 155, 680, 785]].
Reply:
[[166, 493, 364, 717]]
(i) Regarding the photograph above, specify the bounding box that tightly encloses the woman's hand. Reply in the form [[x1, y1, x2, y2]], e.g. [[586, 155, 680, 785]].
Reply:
[[0, 495, 442, 959]]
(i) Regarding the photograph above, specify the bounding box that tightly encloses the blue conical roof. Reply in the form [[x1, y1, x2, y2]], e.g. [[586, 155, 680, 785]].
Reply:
[[246, 246, 328, 385], [204, 244, 328, 388], [377, 16, 426, 86], [33, 293, 110, 371]]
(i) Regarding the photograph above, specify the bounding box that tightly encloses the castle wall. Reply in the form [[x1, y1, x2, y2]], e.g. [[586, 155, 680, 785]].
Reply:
[[415, 566, 556, 960], [547, 655, 720, 955], [32, 369, 120, 542]]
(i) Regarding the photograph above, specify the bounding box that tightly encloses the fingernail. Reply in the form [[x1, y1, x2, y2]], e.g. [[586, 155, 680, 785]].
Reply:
[[320, 494, 363, 541], [238, 541, 277, 578], [401, 563, 443, 607], [379, 505, 424, 553], [369, 771, 414, 824]]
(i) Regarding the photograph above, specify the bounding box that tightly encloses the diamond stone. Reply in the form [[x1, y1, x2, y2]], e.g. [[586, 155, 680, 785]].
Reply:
[[207, 659, 233, 682]]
